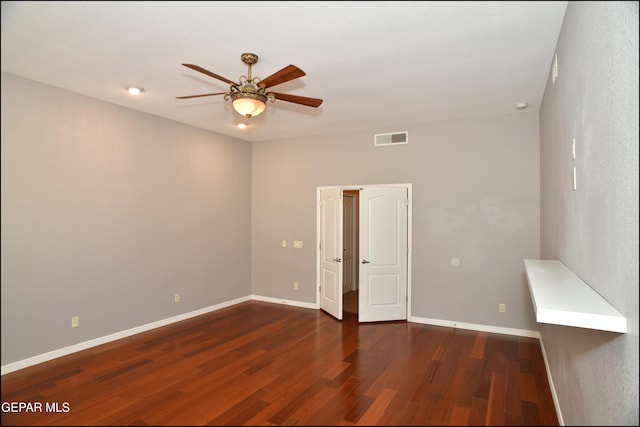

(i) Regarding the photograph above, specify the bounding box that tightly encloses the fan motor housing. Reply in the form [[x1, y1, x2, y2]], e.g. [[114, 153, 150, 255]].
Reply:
[[230, 91, 268, 103]]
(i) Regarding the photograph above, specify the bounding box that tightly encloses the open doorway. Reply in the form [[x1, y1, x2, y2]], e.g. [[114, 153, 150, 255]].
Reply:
[[342, 190, 359, 314], [318, 184, 410, 322]]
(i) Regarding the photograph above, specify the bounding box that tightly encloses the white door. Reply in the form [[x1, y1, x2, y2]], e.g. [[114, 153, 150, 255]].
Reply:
[[359, 187, 408, 322], [319, 187, 343, 319]]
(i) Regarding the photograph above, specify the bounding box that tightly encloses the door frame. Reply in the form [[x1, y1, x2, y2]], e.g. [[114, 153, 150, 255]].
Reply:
[[316, 183, 412, 320]]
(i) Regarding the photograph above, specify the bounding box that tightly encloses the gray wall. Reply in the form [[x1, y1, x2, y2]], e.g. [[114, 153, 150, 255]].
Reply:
[[1, 73, 253, 366], [251, 112, 541, 331], [539, 2, 639, 425]]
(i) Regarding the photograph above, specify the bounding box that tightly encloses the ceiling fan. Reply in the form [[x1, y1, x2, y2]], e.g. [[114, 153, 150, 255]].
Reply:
[[177, 53, 323, 119]]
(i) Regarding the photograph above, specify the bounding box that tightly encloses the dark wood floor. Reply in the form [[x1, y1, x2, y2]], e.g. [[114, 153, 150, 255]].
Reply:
[[343, 290, 359, 314], [1, 301, 558, 426]]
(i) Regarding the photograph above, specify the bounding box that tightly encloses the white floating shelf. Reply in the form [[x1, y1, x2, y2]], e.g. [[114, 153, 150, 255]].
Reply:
[[524, 259, 627, 333]]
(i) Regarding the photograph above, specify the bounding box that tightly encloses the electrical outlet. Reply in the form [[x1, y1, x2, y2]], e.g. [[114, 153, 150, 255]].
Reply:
[[71, 316, 79, 328], [294, 240, 303, 248], [293, 282, 299, 290], [499, 303, 506, 313], [174, 293, 180, 303]]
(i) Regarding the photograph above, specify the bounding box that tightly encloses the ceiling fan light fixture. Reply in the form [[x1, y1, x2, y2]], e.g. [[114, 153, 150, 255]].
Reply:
[[178, 53, 323, 118], [231, 92, 267, 118]]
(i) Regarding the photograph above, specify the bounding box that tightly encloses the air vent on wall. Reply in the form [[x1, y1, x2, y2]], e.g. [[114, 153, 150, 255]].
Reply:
[[374, 131, 408, 146]]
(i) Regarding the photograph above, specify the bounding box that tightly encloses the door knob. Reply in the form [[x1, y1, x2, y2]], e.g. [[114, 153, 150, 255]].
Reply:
[[362, 259, 370, 264], [333, 258, 342, 262]]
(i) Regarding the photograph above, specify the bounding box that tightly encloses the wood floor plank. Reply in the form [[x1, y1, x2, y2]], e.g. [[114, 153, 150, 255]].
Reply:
[[356, 387, 396, 425], [0, 301, 559, 426], [505, 359, 522, 416], [469, 396, 489, 426], [450, 404, 471, 425], [486, 371, 506, 425], [470, 331, 488, 359]]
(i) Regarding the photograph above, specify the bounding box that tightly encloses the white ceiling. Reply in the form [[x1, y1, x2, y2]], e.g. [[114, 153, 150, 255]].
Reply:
[[1, 1, 567, 143]]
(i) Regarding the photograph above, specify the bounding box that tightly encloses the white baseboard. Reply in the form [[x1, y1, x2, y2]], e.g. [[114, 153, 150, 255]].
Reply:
[[250, 294, 319, 309], [409, 315, 541, 338], [538, 335, 564, 425]]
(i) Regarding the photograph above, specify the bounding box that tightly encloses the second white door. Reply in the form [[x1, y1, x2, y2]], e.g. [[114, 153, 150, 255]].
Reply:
[[358, 186, 408, 322]]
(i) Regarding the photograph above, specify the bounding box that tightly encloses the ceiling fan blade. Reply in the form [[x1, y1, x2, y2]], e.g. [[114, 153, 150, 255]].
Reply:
[[259, 65, 306, 89], [176, 92, 226, 99], [182, 64, 237, 86], [271, 92, 323, 108]]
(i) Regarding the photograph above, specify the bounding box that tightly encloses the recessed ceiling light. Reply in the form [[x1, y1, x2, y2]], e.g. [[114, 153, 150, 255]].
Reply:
[[127, 87, 143, 95], [514, 102, 528, 110]]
